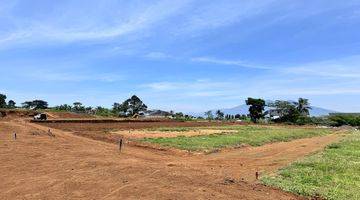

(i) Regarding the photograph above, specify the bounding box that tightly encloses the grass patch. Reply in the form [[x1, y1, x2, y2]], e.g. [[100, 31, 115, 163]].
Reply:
[[141, 126, 332, 151], [261, 132, 360, 200]]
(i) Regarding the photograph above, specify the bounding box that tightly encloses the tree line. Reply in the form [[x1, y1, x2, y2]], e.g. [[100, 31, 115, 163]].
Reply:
[[0, 94, 17, 109], [0, 94, 149, 117], [0, 93, 197, 119], [246, 97, 312, 124], [54, 95, 149, 117], [2, 92, 357, 126], [0, 93, 311, 123], [204, 97, 312, 124]]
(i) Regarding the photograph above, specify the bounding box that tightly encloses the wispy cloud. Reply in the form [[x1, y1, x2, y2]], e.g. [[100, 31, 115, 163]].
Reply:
[[175, 0, 278, 34], [144, 52, 172, 60], [191, 57, 270, 69], [285, 55, 360, 78], [0, 0, 192, 46], [142, 80, 230, 91]]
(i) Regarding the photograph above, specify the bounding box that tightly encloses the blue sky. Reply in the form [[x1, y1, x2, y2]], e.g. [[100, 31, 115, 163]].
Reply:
[[1, 0, 360, 112]]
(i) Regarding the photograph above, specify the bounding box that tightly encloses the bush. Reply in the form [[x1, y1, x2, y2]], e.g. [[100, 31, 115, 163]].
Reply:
[[295, 116, 313, 125], [328, 114, 360, 127]]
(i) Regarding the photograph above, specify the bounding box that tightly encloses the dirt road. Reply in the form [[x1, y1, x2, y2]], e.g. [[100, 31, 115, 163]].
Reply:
[[0, 120, 341, 199]]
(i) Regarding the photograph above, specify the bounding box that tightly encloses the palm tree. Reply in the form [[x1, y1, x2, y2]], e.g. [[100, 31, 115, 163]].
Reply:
[[295, 98, 311, 116]]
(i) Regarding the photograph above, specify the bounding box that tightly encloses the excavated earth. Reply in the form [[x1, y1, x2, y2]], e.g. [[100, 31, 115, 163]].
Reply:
[[0, 118, 342, 200]]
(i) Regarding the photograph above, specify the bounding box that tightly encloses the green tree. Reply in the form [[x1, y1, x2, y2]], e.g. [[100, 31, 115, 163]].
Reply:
[[94, 106, 113, 116], [112, 102, 121, 114], [0, 94, 7, 108], [246, 98, 265, 123], [22, 101, 33, 109], [204, 110, 213, 120], [32, 100, 48, 109], [54, 104, 72, 111], [269, 100, 300, 123], [7, 100, 16, 108], [174, 112, 184, 118], [295, 98, 311, 116], [22, 100, 48, 109], [215, 110, 224, 120], [72, 102, 85, 112], [117, 95, 147, 117]]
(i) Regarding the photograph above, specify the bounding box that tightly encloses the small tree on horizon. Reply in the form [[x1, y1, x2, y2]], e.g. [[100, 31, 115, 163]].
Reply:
[[8, 100, 16, 108], [204, 110, 213, 121], [215, 110, 224, 120], [32, 100, 48, 109], [22, 100, 48, 110], [0, 94, 7, 108], [246, 98, 265, 123], [73, 102, 85, 112]]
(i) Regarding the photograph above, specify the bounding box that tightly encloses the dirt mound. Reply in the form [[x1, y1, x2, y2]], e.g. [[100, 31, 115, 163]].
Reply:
[[0, 109, 38, 119], [0, 109, 94, 120], [44, 111, 95, 119]]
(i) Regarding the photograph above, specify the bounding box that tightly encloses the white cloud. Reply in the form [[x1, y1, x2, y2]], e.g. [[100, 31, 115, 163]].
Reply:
[[285, 55, 360, 78], [144, 52, 171, 59], [143, 82, 180, 91], [0, 0, 192, 46], [191, 57, 270, 69], [143, 80, 234, 91], [176, 0, 278, 33]]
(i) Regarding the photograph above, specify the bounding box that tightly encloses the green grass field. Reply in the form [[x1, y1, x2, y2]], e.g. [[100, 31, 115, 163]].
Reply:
[[141, 126, 332, 151], [262, 132, 360, 200]]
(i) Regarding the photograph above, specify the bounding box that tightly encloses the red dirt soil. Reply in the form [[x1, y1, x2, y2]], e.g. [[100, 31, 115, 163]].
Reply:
[[0, 119, 341, 199], [37, 120, 241, 131]]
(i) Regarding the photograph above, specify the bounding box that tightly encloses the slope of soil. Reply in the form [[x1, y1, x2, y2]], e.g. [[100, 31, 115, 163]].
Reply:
[[0, 120, 341, 199], [44, 111, 95, 119], [111, 129, 236, 139], [37, 121, 240, 131]]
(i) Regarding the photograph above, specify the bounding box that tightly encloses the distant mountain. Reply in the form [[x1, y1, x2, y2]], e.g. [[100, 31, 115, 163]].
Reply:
[[190, 104, 337, 117], [309, 107, 337, 117]]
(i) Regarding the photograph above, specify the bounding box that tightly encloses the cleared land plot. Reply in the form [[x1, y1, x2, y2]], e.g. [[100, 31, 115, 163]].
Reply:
[[37, 121, 242, 142], [39, 121, 239, 132], [262, 132, 360, 200], [141, 126, 333, 151], [1, 120, 308, 200], [111, 129, 236, 139]]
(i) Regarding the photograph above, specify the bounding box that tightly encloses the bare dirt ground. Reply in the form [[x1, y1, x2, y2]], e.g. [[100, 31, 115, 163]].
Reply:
[[37, 121, 241, 143], [0, 119, 341, 200], [38, 121, 240, 132], [111, 129, 237, 139], [44, 111, 95, 119]]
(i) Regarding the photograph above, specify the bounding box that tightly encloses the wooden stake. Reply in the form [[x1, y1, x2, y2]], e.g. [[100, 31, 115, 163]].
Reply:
[[255, 171, 259, 180], [14, 132, 17, 140], [119, 138, 123, 151]]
